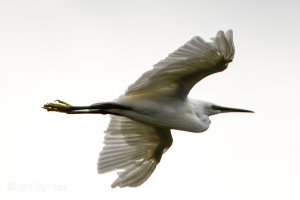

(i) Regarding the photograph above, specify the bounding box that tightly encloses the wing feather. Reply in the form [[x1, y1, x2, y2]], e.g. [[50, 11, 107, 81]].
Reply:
[[98, 115, 173, 188], [125, 30, 235, 99]]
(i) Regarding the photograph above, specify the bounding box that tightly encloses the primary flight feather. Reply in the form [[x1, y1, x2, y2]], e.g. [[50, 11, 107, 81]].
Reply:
[[43, 29, 253, 188]]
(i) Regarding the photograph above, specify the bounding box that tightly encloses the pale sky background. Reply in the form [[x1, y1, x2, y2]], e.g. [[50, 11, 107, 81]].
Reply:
[[1, 0, 300, 199]]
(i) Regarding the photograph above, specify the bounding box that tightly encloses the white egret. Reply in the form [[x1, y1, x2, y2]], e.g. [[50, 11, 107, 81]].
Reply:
[[43, 30, 253, 188]]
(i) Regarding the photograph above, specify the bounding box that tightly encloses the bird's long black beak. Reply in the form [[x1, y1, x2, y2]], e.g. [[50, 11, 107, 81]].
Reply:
[[212, 105, 254, 113]]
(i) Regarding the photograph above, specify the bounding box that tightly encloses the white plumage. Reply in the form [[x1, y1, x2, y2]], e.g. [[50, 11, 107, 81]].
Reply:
[[43, 30, 253, 188], [126, 30, 234, 98], [98, 115, 172, 188]]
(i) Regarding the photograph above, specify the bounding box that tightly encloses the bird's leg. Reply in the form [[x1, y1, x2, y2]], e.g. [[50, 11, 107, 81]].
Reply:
[[43, 100, 98, 114], [43, 100, 128, 115]]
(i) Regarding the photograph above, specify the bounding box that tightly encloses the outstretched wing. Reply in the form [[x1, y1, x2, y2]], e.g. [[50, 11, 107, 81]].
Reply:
[[125, 30, 235, 99], [98, 115, 173, 188]]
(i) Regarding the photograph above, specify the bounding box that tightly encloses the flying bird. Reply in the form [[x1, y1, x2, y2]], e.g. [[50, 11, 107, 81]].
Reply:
[[43, 30, 253, 188]]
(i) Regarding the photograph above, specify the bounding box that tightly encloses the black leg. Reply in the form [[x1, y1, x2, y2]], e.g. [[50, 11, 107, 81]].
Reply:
[[43, 100, 124, 115]]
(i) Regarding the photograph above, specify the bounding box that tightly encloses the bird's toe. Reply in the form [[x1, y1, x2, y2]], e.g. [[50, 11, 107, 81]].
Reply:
[[43, 100, 73, 113]]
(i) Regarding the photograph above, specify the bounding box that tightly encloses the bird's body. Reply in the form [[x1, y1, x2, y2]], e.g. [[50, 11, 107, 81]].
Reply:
[[43, 30, 253, 188], [114, 96, 211, 133]]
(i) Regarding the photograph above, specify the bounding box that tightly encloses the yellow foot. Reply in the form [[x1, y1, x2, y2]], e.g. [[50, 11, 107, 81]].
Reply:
[[43, 100, 73, 113]]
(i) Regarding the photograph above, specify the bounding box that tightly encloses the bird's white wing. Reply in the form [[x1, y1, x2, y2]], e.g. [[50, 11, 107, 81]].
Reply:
[[98, 115, 173, 188], [126, 30, 235, 99]]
